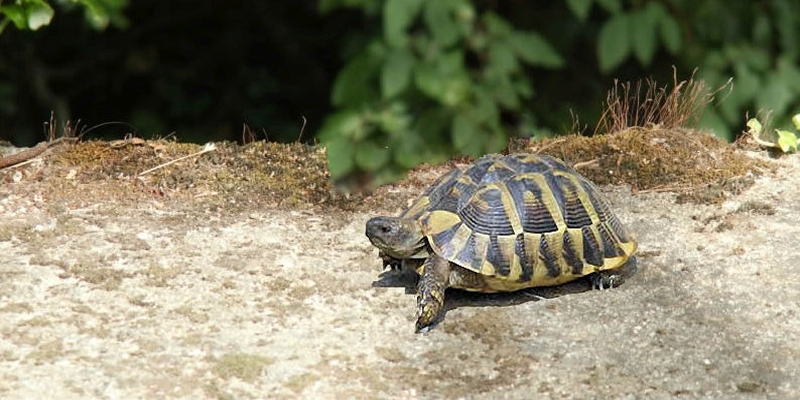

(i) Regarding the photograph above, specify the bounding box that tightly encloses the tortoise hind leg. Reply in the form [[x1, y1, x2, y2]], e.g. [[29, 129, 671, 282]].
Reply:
[[415, 254, 451, 333], [592, 255, 638, 290]]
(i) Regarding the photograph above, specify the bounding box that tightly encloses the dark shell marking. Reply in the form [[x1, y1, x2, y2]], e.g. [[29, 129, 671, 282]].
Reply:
[[417, 154, 636, 287]]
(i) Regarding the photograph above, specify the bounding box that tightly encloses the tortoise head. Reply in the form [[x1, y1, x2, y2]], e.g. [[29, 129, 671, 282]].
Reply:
[[365, 216, 427, 259]]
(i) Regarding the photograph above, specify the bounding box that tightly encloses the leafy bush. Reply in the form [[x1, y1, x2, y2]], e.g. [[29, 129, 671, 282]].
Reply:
[[0, 0, 127, 34], [747, 113, 800, 153], [318, 0, 564, 185], [586, 0, 682, 72], [672, 0, 800, 140], [320, 0, 800, 185], [552, 0, 800, 142]]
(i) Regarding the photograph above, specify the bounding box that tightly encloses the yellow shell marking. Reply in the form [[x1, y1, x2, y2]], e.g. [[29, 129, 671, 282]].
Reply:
[[418, 154, 637, 289]]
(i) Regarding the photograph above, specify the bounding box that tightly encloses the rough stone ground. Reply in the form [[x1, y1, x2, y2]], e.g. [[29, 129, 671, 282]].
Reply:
[[0, 147, 798, 399]]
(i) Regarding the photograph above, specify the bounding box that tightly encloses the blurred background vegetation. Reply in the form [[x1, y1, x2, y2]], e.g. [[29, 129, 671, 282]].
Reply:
[[1, 0, 799, 184]]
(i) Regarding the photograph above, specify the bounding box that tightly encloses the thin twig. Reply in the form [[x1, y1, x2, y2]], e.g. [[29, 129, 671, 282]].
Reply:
[[572, 159, 599, 170], [297, 116, 307, 142], [138, 143, 217, 176], [0, 137, 77, 169]]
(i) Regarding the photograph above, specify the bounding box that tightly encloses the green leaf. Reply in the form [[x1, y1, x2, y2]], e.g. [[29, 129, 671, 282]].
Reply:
[[658, 13, 682, 54], [0, 19, 10, 35], [630, 6, 657, 66], [746, 118, 763, 135], [384, 0, 423, 47], [355, 140, 391, 171], [717, 93, 740, 126], [323, 135, 356, 179], [514, 75, 534, 99], [318, 0, 340, 14], [468, 31, 488, 52], [66, 0, 129, 30], [414, 51, 470, 106], [472, 85, 501, 126], [732, 61, 761, 104], [440, 74, 471, 107], [597, 13, 630, 73], [415, 107, 450, 142], [78, 0, 112, 29], [595, 0, 622, 14], [392, 131, 427, 169], [25, 0, 54, 30], [483, 12, 513, 37], [756, 77, 794, 118], [318, 0, 373, 14], [485, 128, 507, 153], [751, 13, 771, 47], [775, 129, 798, 153], [318, 109, 366, 141], [415, 62, 445, 99], [489, 75, 520, 109], [508, 31, 564, 68], [331, 52, 380, 107], [378, 101, 411, 134], [451, 0, 475, 32], [773, 0, 798, 61], [488, 40, 518, 75], [565, 0, 594, 21], [423, 0, 461, 47], [381, 49, 415, 99], [452, 111, 484, 156], [0, 5, 28, 29], [438, 49, 465, 74], [792, 114, 800, 131], [700, 109, 733, 141]]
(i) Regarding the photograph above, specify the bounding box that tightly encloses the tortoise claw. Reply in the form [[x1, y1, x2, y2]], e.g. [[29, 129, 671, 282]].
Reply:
[[379, 251, 402, 271], [592, 256, 638, 290]]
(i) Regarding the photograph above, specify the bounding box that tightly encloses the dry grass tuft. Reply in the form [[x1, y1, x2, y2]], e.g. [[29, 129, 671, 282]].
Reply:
[[508, 71, 771, 202], [595, 69, 724, 135]]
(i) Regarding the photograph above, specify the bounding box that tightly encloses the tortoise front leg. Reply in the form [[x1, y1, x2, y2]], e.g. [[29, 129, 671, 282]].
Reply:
[[415, 254, 451, 333], [592, 256, 638, 289], [378, 251, 401, 270]]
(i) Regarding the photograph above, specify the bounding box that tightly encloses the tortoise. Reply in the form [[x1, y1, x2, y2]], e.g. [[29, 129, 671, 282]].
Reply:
[[365, 153, 638, 332]]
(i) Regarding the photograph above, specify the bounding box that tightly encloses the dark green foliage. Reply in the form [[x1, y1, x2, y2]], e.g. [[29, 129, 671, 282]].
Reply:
[[319, 0, 564, 185], [322, 0, 800, 184], [0, 0, 126, 34], [684, 0, 800, 140], [0, 0, 55, 32], [596, 2, 681, 72], [0, 0, 798, 183], [0, 1, 348, 146]]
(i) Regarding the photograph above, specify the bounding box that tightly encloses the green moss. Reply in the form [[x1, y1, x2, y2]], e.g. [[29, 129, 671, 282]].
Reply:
[[48, 139, 338, 211], [20, 316, 52, 327], [212, 353, 273, 382], [283, 372, 319, 393], [141, 264, 181, 287], [515, 127, 773, 204], [58, 261, 128, 290], [203, 383, 235, 400], [27, 339, 64, 364], [173, 305, 210, 324]]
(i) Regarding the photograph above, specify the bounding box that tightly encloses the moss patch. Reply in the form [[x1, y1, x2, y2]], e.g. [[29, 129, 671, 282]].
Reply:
[[2, 139, 338, 213], [212, 353, 273, 382], [1, 129, 774, 212], [512, 127, 773, 203]]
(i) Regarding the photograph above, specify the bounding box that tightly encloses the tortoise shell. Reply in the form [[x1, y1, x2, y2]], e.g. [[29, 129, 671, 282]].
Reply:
[[405, 153, 637, 287]]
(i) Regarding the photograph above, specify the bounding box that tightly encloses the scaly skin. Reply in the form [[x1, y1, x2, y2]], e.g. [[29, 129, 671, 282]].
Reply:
[[415, 254, 451, 333], [592, 256, 638, 290]]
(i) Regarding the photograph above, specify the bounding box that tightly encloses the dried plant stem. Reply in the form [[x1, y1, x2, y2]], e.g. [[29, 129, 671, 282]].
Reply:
[[138, 143, 217, 176], [0, 137, 77, 169], [595, 68, 718, 135]]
